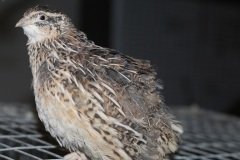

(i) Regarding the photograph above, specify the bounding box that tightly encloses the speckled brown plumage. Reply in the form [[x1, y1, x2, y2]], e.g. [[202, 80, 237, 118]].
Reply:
[[16, 6, 183, 160]]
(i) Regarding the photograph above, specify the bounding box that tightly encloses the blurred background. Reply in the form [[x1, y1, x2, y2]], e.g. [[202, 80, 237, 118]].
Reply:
[[0, 0, 240, 116]]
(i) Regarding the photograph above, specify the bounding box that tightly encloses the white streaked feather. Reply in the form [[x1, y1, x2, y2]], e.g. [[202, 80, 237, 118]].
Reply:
[[89, 82, 103, 91], [107, 96, 125, 117], [109, 117, 147, 144], [118, 71, 131, 82], [90, 89, 104, 103], [58, 39, 78, 53], [51, 51, 60, 59], [86, 68, 95, 78], [100, 82, 117, 96]]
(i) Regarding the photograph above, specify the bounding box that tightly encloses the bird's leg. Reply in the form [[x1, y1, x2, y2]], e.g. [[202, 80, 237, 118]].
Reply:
[[64, 152, 88, 160]]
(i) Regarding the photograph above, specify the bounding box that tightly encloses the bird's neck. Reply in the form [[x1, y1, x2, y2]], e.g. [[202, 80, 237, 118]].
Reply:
[[27, 31, 91, 77], [27, 41, 49, 78]]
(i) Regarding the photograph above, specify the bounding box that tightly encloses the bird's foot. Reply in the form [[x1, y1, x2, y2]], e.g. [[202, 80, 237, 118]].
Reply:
[[64, 152, 88, 160]]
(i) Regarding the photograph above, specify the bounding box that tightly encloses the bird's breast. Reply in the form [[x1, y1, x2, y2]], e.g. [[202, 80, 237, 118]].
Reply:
[[32, 77, 124, 159]]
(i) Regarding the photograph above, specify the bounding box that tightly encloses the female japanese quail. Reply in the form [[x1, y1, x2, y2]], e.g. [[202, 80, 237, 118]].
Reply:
[[16, 6, 183, 160]]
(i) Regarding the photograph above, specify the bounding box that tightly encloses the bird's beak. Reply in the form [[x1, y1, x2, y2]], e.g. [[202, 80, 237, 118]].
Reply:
[[15, 17, 28, 27], [15, 18, 24, 27]]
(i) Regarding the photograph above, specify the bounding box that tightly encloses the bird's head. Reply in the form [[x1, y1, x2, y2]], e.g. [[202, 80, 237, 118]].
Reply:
[[16, 6, 74, 44]]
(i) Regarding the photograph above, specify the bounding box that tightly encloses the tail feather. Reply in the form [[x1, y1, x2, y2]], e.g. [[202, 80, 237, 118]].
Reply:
[[139, 113, 183, 160]]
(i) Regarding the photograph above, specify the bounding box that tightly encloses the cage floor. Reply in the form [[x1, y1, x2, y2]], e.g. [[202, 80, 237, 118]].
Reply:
[[172, 108, 240, 160], [0, 103, 239, 160]]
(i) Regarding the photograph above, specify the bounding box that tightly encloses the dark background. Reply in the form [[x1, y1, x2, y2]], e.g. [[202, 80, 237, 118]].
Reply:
[[0, 0, 239, 116]]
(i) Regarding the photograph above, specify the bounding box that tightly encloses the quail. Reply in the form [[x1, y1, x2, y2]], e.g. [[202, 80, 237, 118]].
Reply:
[[16, 6, 183, 160]]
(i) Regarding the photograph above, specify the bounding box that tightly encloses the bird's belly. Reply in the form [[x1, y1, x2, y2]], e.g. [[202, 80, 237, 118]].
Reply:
[[33, 80, 132, 160], [34, 93, 111, 159], [35, 95, 86, 150]]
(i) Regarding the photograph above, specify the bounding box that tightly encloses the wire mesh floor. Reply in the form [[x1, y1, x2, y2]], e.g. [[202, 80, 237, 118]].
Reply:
[[0, 103, 239, 160], [172, 108, 240, 160]]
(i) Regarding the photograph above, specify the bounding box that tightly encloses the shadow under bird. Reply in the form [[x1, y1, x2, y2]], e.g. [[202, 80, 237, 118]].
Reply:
[[16, 6, 183, 160]]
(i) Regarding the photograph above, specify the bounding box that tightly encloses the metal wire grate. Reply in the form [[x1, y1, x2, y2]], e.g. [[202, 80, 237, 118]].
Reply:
[[173, 108, 240, 160], [0, 103, 67, 160], [0, 103, 239, 160]]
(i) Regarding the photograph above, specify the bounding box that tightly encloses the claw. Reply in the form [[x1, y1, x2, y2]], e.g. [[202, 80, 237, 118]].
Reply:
[[64, 152, 88, 160]]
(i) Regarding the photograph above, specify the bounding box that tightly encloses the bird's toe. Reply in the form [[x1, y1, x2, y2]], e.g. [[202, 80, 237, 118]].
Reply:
[[64, 152, 88, 160]]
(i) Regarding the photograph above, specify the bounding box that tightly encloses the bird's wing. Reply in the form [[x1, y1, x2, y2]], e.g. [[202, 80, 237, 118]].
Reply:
[[62, 46, 182, 159], [71, 47, 163, 121]]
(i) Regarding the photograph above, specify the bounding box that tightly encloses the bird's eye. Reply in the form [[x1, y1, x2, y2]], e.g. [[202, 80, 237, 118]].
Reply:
[[40, 15, 45, 20]]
